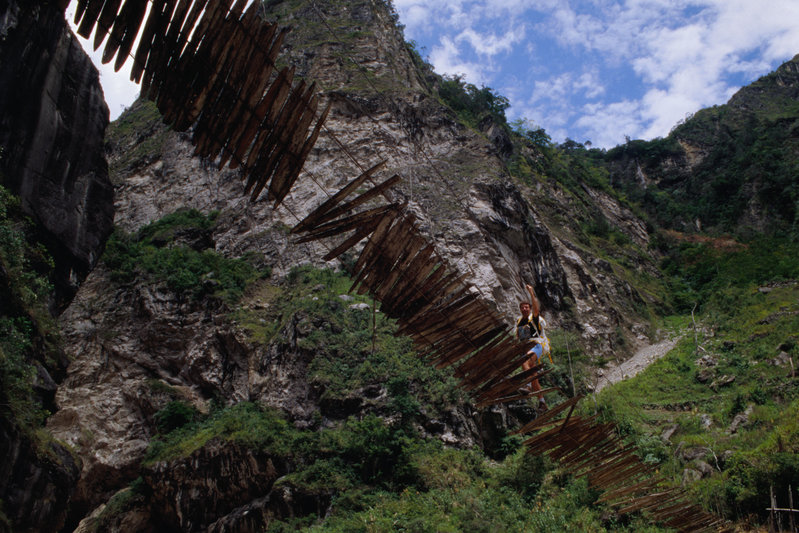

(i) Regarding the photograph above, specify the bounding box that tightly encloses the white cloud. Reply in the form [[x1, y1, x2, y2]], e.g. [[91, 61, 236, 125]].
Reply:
[[456, 26, 525, 57], [577, 99, 643, 147], [428, 36, 489, 83]]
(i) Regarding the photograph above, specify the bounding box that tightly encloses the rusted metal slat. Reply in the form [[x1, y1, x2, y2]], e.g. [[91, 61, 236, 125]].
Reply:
[[352, 213, 419, 297], [322, 220, 381, 263], [130, 0, 170, 85], [155, 0, 211, 121], [295, 204, 399, 243], [246, 80, 311, 200], [76, 0, 105, 38], [217, 24, 284, 169], [595, 476, 662, 504], [292, 160, 388, 233], [104, 0, 148, 71], [93, 0, 123, 50]]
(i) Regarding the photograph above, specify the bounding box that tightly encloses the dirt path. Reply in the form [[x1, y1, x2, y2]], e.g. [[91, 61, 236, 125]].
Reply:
[[593, 336, 682, 393]]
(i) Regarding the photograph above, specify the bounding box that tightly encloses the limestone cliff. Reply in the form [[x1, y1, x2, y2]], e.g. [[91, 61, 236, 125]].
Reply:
[[0, 2, 113, 532], [0, 0, 114, 308], [43, 1, 666, 529]]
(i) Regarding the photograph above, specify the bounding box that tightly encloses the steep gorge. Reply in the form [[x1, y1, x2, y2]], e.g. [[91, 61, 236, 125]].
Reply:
[[1, 0, 680, 531]]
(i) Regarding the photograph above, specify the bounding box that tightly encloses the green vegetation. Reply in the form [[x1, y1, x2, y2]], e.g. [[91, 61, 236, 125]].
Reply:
[[437, 74, 510, 130], [592, 234, 799, 525], [103, 208, 262, 303], [604, 75, 799, 240], [0, 185, 58, 435], [233, 265, 464, 414], [105, 99, 169, 178], [137, 400, 669, 532]]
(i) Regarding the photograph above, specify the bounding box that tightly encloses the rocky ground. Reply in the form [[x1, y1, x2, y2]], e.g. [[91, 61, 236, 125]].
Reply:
[[592, 335, 682, 393]]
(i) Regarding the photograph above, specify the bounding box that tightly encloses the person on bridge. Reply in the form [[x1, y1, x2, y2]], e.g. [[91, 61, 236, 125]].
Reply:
[[516, 282, 551, 412]]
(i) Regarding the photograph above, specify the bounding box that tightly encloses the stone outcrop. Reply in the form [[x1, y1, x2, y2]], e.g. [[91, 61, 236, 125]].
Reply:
[[45, 0, 660, 527], [0, 0, 114, 308], [0, 417, 81, 533]]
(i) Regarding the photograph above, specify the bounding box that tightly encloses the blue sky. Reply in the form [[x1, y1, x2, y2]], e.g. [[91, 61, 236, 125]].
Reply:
[[70, 0, 799, 149], [395, 0, 799, 148]]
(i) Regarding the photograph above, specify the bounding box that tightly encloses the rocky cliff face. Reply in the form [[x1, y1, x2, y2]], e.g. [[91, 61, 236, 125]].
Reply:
[[44, 0, 663, 529], [0, 2, 114, 532], [605, 54, 799, 236], [0, 0, 114, 308]]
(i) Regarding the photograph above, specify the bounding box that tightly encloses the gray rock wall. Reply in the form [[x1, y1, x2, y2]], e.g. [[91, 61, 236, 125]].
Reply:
[[0, 0, 114, 308]]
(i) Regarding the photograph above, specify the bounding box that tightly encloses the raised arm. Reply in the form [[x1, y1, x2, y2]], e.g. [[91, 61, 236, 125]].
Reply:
[[526, 284, 540, 317]]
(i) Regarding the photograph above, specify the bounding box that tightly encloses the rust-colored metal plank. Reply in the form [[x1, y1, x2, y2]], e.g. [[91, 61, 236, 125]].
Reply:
[[104, 0, 148, 71], [217, 23, 283, 169], [234, 65, 294, 172], [245, 78, 311, 199], [155, 0, 211, 121], [295, 204, 399, 243], [322, 221, 381, 263], [373, 230, 425, 303], [93, 0, 123, 50], [294, 160, 387, 235], [512, 395, 584, 435], [76, 0, 105, 38], [130, 0, 168, 84]]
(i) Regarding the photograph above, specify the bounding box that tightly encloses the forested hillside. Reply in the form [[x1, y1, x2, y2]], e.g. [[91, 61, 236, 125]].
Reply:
[[1, 1, 798, 532]]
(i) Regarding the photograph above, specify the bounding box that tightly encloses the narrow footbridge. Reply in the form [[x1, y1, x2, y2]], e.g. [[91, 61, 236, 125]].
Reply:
[[66, 1, 729, 530]]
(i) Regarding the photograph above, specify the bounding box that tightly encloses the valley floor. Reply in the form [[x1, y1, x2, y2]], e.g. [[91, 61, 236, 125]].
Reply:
[[593, 336, 682, 393]]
